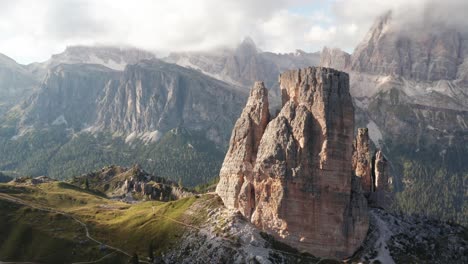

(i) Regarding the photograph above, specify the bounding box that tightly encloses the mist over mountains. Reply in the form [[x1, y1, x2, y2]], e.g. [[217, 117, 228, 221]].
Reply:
[[0, 7, 466, 225], [0, 2, 467, 263]]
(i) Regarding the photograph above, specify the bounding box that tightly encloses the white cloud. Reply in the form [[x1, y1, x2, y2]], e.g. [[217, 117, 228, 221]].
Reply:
[[0, 0, 465, 64], [306, 26, 336, 42]]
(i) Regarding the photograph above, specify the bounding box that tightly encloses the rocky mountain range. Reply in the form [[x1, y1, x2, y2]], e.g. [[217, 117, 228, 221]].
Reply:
[[0, 9, 466, 228], [320, 11, 468, 225], [0, 45, 157, 118], [94, 59, 246, 145], [165, 37, 320, 102], [0, 47, 247, 185], [0, 66, 464, 262], [26, 45, 156, 79], [7, 58, 246, 145]]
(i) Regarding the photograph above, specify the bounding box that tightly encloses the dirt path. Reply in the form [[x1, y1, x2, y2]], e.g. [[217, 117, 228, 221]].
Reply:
[[0, 193, 149, 264]]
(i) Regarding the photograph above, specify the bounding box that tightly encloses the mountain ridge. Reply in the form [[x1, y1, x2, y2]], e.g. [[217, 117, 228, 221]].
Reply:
[[320, 10, 468, 225]]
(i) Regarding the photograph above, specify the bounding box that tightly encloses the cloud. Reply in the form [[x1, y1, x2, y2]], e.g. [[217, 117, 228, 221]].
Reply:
[[45, 0, 108, 40], [0, 0, 466, 64]]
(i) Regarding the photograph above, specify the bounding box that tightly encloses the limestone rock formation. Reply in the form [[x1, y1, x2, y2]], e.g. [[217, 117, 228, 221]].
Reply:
[[15, 59, 246, 146], [352, 128, 373, 193], [72, 165, 192, 201], [216, 81, 270, 211], [95, 59, 247, 145], [370, 150, 390, 208], [19, 64, 120, 130], [0, 53, 38, 116], [373, 150, 388, 191], [351, 128, 392, 208], [217, 67, 369, 258]]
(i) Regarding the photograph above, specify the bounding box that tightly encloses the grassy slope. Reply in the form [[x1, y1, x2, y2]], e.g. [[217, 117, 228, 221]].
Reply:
[[0, 182, 213, 263]]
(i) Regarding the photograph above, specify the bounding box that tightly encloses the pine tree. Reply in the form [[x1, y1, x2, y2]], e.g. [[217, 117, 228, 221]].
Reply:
[[84, 177, 89, 190]]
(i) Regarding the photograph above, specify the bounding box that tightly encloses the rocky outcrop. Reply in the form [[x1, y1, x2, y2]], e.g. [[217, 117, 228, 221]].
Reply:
[[217, 67, 369, 258], [352, 128, 373, 193], [10, 176, 56, 185], [216, 82, 270, 210], [351, 128, 392, 208], [73, 165, 192, 201], [373, 150, 388, 191], [166, 194, 467, 264], [369, 150, 390, 208], [353, 208, 468, 264]]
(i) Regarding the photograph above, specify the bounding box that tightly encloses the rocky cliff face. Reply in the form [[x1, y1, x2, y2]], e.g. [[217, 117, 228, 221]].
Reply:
[[217, 67, 369, 258], [13, 59, 246, 145], [18, 64, 120, 130], [95, 59, 247, 144], [351, 11, 467, 82], [0, 54, 38, 116]]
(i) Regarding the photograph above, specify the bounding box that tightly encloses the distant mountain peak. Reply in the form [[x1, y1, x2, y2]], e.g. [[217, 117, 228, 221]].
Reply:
[[236, 36, 258, 56], [26, 45, 156, 79], [350, 8, 466, 82], [240, 36, 256, 48]]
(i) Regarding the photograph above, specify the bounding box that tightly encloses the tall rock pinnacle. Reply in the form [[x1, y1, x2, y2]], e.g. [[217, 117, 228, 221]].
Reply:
[[216, 67, 369, 258], [370, 149, 390, 208], [216, 82, 270, 210], [353, 128, 373, 193], [351, 128, 392, 208]]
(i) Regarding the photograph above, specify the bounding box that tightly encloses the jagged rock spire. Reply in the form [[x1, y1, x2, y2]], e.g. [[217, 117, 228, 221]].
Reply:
[[370, 149, 390, 208], [217, 67, 369, 259], [352, 128, 392, 208], [216, 82, 270, 209], [353, 128, 373, 193]]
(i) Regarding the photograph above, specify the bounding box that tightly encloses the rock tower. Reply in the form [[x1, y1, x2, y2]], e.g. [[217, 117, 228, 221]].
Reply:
[[216, 67, 369, 258]]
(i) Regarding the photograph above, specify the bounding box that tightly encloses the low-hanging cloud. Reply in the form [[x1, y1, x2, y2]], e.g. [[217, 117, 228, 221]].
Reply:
[[0, 0, 466, 64]]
